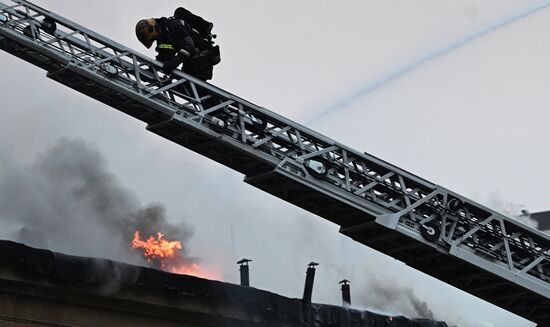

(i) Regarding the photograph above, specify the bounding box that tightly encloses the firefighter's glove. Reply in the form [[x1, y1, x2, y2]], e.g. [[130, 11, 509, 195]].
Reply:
[[161, 50, 190, 73], [176, 49, 191, 63], [161, 59, 177, 73]]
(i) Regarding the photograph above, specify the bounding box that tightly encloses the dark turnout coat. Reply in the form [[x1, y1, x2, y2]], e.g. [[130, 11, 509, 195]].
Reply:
[[154, 7, 219, 81]]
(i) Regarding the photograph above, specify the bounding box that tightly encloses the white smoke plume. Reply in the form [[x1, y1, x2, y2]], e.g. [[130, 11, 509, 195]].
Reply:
[[484, 191, 539, 229], [354, 275, 434, 320], [0, 137, 197, 266]]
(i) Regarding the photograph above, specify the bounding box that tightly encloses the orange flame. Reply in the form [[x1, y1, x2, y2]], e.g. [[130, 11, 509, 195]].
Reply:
[[132, 231, 181, 266], [131, 231, 220, 280], [170, 262, 221, 280]]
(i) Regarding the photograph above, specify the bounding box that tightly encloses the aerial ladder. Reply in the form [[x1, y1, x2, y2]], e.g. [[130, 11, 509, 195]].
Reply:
[[0, 1, 548, 325]]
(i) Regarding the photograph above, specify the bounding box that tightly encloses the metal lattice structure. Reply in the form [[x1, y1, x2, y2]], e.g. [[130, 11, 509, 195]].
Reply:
[[0, 1, 549, 325]]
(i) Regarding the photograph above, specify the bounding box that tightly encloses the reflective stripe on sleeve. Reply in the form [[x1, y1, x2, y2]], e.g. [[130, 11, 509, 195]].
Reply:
[[158, 43, 175, 50]]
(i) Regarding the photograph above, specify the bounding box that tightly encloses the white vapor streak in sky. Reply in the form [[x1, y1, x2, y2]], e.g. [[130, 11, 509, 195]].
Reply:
[[308, 1, 550, 123]]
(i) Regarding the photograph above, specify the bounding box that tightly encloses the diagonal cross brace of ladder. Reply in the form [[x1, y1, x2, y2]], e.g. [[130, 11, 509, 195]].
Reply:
[[0, 1, 548, 324]]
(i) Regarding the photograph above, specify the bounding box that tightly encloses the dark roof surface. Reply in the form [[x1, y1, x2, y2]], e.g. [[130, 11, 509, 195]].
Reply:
[[532, 211, 550, 231], [0, 240, 448, 327]]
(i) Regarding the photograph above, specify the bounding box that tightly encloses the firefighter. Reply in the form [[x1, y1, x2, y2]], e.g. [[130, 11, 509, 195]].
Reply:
[[135, 7, 220, 81]]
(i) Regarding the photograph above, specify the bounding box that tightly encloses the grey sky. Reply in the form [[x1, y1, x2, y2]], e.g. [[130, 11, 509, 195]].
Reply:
[[1, 1, 549, 326]]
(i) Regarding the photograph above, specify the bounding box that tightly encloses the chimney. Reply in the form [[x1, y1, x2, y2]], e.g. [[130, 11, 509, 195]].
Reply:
[[302, 262, 319, 303], [339, 279, 351, 307], [237, 258, 252, 286]]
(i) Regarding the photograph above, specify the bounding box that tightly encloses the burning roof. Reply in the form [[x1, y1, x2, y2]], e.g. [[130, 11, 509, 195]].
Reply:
[[131, 230, 218, 279], [0, 240, 449, 327]]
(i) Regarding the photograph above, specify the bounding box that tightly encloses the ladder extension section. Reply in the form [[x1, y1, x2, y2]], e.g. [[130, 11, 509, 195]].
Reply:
[[0, 1, 548, 324]]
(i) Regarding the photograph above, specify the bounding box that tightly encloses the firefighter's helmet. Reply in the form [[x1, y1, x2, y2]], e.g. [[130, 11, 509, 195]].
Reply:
[[135, 18, 159, 49]]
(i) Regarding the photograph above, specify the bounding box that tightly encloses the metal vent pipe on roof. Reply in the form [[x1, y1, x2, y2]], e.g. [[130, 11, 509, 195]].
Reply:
[[340, 279, 351, 307], [237, 258, 252, 287], [302, 262, 318, 303]]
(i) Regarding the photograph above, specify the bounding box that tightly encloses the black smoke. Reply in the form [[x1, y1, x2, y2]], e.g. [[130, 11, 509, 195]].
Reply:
[[0, 138, 196, 266]]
